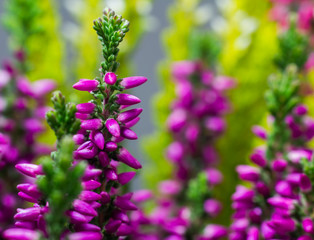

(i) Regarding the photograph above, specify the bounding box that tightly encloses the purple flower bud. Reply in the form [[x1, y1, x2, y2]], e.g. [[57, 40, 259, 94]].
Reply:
[[252, 125, 267, 139], [117, 108, 143, 123], [294, 104, 308, 115], [105, 168, 118, 181], [113, 210, 129, 223], [67, 211, 88, 224], [205, 117, 225, 133], [159, 180, 181, 195], [82, 180, 101, 190], [73, 79, 99, 91], [267, 196, 295, 210], [75, 112, 90, 120], [256, 181, 270, 196], [82, 167, 102, 180], [116, 93, 141, 105], [250, 152, 267, 167], [106, 118, 120, 137], [104, 72, 117, 85], [268, 218, 296, 232], [116, 223, 133, 236], [118, 172, 136, 185], [202, 224, 228, 239], [117, 147, 142, 169], [166, 141, 184, 163], [14, 207, 41, 221], [275, 181, 294, 197], [120, 76, 147, 89], [124, 117, 140, 128], [272, 158, 287, 172], [261, 221, 276, 239], [206, 168, 223, 185], [15, 164, 43, 178], [98, 151, 110, 167], [247, 226, 259, 240], [114, 196, 137, 211], [132, 190, 153, 202], [90, 131, 105, 149], [73, 134, 85, 145], [18, 192, 37, 203], [204, 199, 222, 217], [232, 186, 254, 202], [167, 109, 187, 132], [79, 191, 102, 201], [302, 218, 314, 233], [76, 141, 98, 159], [15, 221, 36, 229], [100, 191, 111, 204], [300, 173, 312, 192], [121, 127, 137, 140], [105, 141, 118, 152], [105, 219, 122, 233], [236, 165, 260, 182], [76, 103, 96, 114], [3, 228, 40, 240], [74, 223, 101, 232], [68, 232, 102, 240], [0, 70, 10, 89], [185, 124, 199, 143], [73, 199, 98, 217], [81, 119, 102, 130]]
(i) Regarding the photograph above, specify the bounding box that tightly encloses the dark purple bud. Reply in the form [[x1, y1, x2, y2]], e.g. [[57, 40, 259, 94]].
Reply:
[[77, 103, 96, 114], [73, 199, 98, 217], [185, 124, 199, 143], [105, 219, 122, 233], [300, 173, 312, 192], [294, 104, 308, 115], [118, 172, 136, 185], [14, 207, 41, 221], [250, 152, 267, 167], [104, 72, 117, 85], [275, 181, 293, 197], [73, 79, 99, 91], [252, 125, 267, 139], [121, 127, 137, 140], [120, 76, 147, 89], [82, 168, 102, 180], [261, 221, 276, 239], [272, 159, 287, 172], [204, 199, 222, 217], [68, 232, 102, 240], [91, 131, 105, 149], [236, 165, 259, 182], [232, 186, 254, 202], [105, 169, 118, 181], [81, 119, 102, 130], [105, 141, 118, 152], [15, 164, 43, 178], [82, 180, 101, 191], [256, 181, 270, 196], [247, 226, 259, 240], [116, 93, 141, 105], [268, 218, 296, 232], [66, 211, 88, 224], [100, 191, 111, 204], [116, 223, 133, 236], [113, 210, 129, 222], [75, 112, 90, 120], [15, 221, 36, 229], [117, 108, 143, 123], [117, 147, 142, 169], [267, 196, 295, 210], [114, 196, 137, 211], [106, 118, 120, 137], [3, 228, 39, 240], [98, 151, 110, 167], [79, 191, 102, 201], [302, 218, 314, 233], [74, 223, 101, 232], [18, 192, 37, 203]]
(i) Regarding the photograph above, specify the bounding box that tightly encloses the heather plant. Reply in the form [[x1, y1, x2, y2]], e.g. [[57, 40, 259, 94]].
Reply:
[[129, 33, 234, 239], [230, 21, 314, 239], [3, 8, 147, 240]]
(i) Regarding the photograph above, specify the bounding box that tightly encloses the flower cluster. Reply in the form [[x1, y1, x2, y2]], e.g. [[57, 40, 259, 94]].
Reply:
[[230, 65, 314, 239], [0, 56, 55, 233], [130, 60, 234, 239]]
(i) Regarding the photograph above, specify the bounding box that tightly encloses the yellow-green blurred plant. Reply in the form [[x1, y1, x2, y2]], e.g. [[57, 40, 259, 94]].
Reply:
[[2, 0, 64, 83], [143, 0, 204, 190], [215, 0, 278, 224]]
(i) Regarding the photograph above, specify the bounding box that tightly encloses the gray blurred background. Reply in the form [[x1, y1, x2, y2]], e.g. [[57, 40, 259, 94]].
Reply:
[[0, 0, 218, 170]]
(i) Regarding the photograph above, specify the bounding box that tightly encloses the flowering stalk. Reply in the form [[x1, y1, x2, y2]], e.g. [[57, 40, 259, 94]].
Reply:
[[230, 22, 314, 239], [130, 32, 234, 239], [69, 8, 147, 238]]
